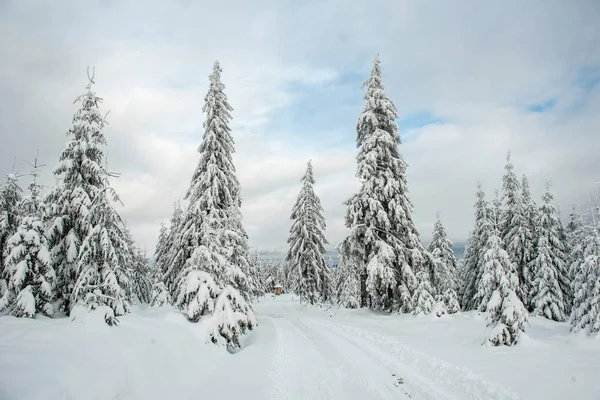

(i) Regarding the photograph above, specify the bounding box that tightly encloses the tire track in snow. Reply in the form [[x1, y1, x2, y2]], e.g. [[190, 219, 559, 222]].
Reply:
[[267, 315, 338, 399], [289, 316, 410, 400], [307, 319, 524, 400]]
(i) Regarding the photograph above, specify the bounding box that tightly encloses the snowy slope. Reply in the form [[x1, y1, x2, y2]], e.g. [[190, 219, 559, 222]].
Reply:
[[1, 295, 599, 400]]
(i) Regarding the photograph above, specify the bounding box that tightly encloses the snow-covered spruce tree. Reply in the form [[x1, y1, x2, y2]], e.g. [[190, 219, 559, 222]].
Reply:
[[286, 160, 328, 305], [491, 189, 502, 234], [478, 234, 528, 346], [412, 268, 436, 315], [529, 184, 569, 321], [246, 249, 264, 300], [72, 184, 132, 325], [154, 223, 169, 276], [570, 221, 600, 334], [427, 214, 460, 314], [45, 69, 108, 312], [174, 61, 250, 300], [173, 61, 254, 347], [462, 183, 495, 311], [520, 174, 538, 308], [335, 257, 360, 308], [129, 245, 152, 304], [566, 206, 586, 282], [175, 215, 255, 348], [163, 200, 184, 294], [151, 263, 172, 308], [150, 222, 172, 306], [340, 55, 422, 312], [500, 153, 532, 306], [0, 171, 23, 293], [0, 157, 55, 318]]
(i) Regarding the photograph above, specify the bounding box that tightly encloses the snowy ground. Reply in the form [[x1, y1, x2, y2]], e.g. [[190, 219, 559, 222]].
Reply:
[[1, 295, 599, 400]]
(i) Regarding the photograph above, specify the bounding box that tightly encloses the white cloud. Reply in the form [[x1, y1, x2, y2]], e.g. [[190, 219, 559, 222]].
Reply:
[[0, 0, 599, 256]]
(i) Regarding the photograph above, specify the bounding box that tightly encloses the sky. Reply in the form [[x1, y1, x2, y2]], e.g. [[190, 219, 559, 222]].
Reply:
[[1, 0, 599, 258]]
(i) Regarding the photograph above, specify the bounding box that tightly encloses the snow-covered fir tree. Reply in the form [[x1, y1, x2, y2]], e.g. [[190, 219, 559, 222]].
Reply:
[[129, 244, 152, 304], [335, 257, 360, 308], [246, 249, 264, 300], [412, 269, 435, 315], [462, 183, 494, 310], [479, 234, 528, 346], [73, 185, 132, 325], [154, 223, 169, 277], [286, 160, 329, 305], [172, 61, 254, 347], [45, 70, 109, 312], [491, 189, 502, 234], [339, 55, 423, 312], [174, 61, 251, 301], [566, 206, 586, 282], [529, 184, 569, 321], [427, 214, 460, 314], [500, 153, 532, 306], [0, 171, 23, 293], [520, 174, 538, 308], [570, 218, 600, 334], [163, 200, 184, 294], [0, 157, 54, 318]]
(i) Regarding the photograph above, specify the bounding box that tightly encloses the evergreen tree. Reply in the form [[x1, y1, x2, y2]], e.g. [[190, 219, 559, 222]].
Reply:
[[154, 223, 169, 276], [570, 222, 600, 334], [0, 157, 54, 318], [246, 249, 264, 300], [478, 235, 528, 346], [45, 69, 109, 312], [172, 61, 254, 347], [427, 215, 460, 313], [72, 185, 131, 325], [500, 153, 531, 306], [174, 61, 251, 302], [339, 55, 423, 312], [530, 184, 569, 321], [335, 258, 360, 308], [566, 206, 586, 284], [412, 269, 435, 315], [163, 200, 184, 294], [286, 160, 328, 305], [129, 245, 152, 304], [521, 174, 538, 308], [463, 184, 494, 310], [0, 171, 23, 293]]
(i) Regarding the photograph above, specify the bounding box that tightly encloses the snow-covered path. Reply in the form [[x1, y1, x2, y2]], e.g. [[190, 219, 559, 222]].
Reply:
[[207, 296, 523, 400], [2, 294, 599, 399]]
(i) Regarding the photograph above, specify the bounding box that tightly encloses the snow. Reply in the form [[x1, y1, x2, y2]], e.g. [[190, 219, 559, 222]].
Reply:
[[1, 294, 599, 399]]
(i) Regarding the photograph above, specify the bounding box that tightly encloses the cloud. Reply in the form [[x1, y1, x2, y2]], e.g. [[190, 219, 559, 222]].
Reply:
[[1, 0, 599, 257]]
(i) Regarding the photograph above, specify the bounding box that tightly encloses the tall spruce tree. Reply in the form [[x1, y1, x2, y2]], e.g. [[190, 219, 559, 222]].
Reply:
[[286, 160, 328, 305], [73, 183, 132, 325], [570, 220, 600, 334], [45, 69, 109, 312], [462, 183, 494, 310], [335, 258, 360, 309], [500, 153, 531, 306], [530, 183, 569, 321], [174, 61, 250, 300], [520, 174, 538, 309], [163, 200, 184, 294], [427, 214, 460, 313], [0, 171, 23, 293], [566, 206, 586, 282], [482, 235, 528, 346], [173, 61, 254, 347], [339, 55, 423, 312], [0, 156, 54, 318]]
